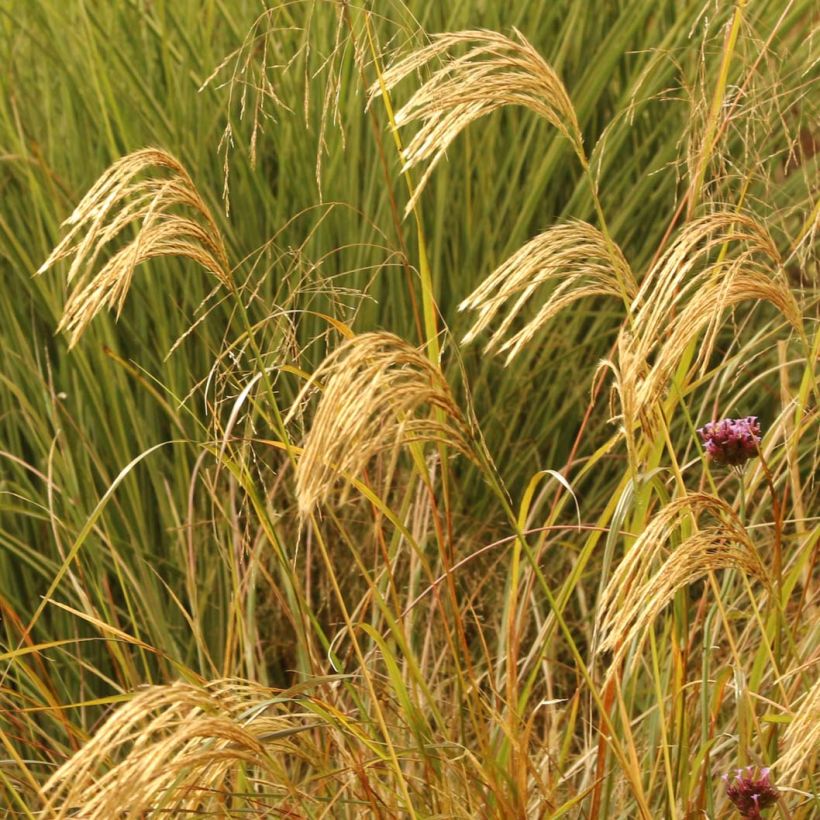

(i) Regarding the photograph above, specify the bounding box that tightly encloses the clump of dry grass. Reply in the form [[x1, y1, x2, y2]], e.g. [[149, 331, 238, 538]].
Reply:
[[777, 678, 820, 786], [459, 221, 636, 363], [7, 3, 817, 817], [41, 679, 315, 818], [459, 210, 803, 470], [38, 148, 231, 347], [368, 29, 583, 215], [288, 331, 472, 515], [596, 493, 769, 676]]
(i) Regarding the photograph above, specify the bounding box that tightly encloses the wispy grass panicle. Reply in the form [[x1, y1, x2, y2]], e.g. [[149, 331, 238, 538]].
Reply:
[[629, 212, 798, 354], [42, 679, 310, 818], [38, 148, 231, 347], [368, 29, 583, 216], [459, 221, 636, 363], [600, 331, 650, 470], [596, 493, 768, 677], [200, 2, 350, 204], [288, 332, 472, 516]]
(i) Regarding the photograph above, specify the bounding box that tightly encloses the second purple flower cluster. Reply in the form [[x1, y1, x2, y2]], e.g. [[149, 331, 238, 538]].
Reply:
[[723, 766, 779, 818], [697, 416, 761, 467]]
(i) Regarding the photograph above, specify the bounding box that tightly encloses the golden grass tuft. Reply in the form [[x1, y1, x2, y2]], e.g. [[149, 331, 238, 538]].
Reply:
[[596, 493, 768, 677], [38, 148, 231, 347], [777, 678, 820, 786], [459, 220, 636, 363], [41, 679, 317, 818], [368, 29, 583, 215], [288, 331, 472, 516]]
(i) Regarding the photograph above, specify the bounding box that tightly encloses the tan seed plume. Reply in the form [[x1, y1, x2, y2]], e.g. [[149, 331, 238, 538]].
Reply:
[[627, 212, 796, 366], [599, 331, 650, 472], [289, 332, 472, 516], [38, 148, 231, 347], [459, 221, 636, 363], [368, 29, 583, 216], [460, 209, 802, 452], [596, 493, 768, 681], [41, 679, 309, 818]]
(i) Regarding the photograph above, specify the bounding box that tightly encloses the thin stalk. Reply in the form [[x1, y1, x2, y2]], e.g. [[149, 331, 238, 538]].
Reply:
[[756, 452, 784, 761], [309, 513, 419, 819], [477, 447, 652, 818], [687, 0, 746, 219], [363, 13, 439, 366]]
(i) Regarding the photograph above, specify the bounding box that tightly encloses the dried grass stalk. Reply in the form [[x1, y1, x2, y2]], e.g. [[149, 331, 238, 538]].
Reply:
[[600, 331, 650, 470], [41, 679, 312, 818], [289, 332, 472, 516], [596, 493, 768, 679], [777, 678, 820, 786], [368, 29, 583, 215], [38, 148, 231, 347], [459, 221, 636, 363]]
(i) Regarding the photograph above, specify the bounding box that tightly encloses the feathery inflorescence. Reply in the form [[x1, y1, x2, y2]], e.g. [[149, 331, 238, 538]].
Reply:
[[459, 221, 636, 363], [288, 332, 472, 516], [38, 148, 231, 347], [41, 680, 311, 818], [462, 209, 802, 452], [596, 493, 768, 678], [368, 29, 583, 216]]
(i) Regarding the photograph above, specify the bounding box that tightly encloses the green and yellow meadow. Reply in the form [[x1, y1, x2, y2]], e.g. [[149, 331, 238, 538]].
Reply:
[[0, 1, 817, 816]]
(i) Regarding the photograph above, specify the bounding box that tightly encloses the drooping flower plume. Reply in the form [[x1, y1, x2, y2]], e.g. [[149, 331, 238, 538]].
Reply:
[[723, 766, 779, 818], [697, 416, 761, 466]]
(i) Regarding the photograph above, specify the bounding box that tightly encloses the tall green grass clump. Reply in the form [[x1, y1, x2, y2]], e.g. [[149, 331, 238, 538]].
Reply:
[[0, 0, 817, 816]]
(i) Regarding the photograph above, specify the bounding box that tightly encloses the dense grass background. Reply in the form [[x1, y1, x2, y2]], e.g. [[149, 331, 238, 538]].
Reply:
[[0, 0, 817, 816]]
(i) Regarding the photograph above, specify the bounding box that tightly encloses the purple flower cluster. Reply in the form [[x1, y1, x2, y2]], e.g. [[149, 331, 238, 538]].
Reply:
[[723, 766, 779, 818], [697, 416, 761, 466]]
